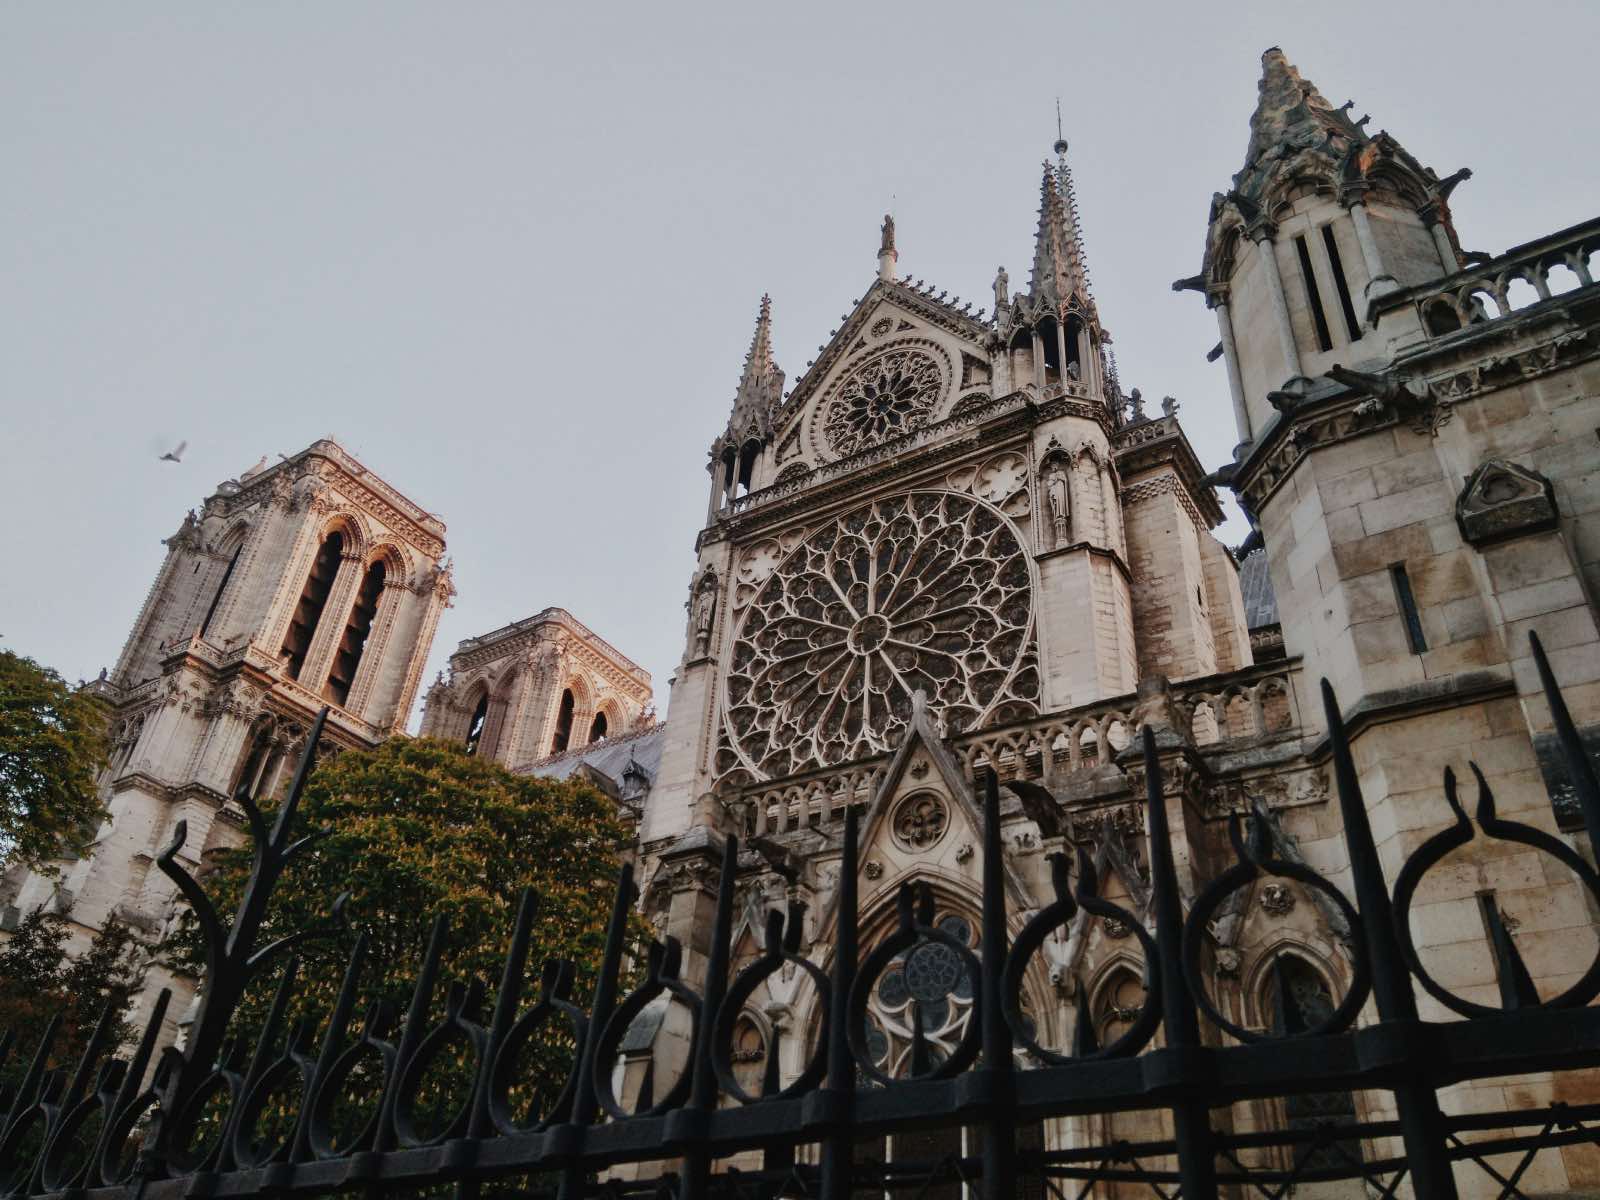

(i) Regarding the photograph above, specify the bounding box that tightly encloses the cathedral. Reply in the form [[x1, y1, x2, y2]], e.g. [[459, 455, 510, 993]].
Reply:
[[8, 46, 1600, 1194]]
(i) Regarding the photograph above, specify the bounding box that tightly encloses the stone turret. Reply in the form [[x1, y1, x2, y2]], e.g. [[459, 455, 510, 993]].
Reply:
[[1181, 47, 1471, 455], [707, 295, 786, 517]]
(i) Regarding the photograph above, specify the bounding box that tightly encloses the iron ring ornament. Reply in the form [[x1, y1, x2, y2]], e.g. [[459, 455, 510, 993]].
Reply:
[[722, 491, 1038, 780], [307, 1001, 398, 1157], [486, 959, 587, 1135], [1392, 762, 1600, 1018], [1181, 812, 1370, 1044], [711, 907, 830, 1104], [847, 883, 983, 1086], [820, 345, 945, 458], [592, 938, 702, 1120], [1003, 850, 1162, 1065]]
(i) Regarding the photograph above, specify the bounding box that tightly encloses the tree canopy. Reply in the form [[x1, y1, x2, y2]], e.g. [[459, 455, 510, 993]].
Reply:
[[0, 650, 110, 873], [0, 911, 142, 1086], [166, 735, 633, 1118]]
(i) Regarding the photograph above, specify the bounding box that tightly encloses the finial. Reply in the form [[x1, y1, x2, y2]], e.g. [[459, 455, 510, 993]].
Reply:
[[877, 212, 898, 282], [1054, 98, 1068, 158]]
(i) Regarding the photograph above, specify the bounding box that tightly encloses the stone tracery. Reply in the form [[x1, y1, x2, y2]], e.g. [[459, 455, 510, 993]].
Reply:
[[720, 490, 1038, 781], [819, 345, 946, 458]]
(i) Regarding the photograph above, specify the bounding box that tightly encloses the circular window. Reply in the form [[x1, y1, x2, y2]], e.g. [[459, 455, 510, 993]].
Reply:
[[820, 346, 946, 457], [722, 491, 1038, 779]]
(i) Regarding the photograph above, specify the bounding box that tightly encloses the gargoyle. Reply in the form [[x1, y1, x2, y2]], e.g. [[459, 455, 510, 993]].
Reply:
[[1326, 364, 1434, 422], [1003, 779, 1066, 840]]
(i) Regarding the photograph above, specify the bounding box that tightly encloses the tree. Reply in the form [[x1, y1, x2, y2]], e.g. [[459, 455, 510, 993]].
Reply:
[[0, 650, 110, 873], [166, 736, 634, 1128], [0, 911, 143, 1087]]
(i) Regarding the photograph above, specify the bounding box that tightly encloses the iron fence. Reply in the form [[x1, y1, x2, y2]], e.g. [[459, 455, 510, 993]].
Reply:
[[3, 631, 1600, 1198]]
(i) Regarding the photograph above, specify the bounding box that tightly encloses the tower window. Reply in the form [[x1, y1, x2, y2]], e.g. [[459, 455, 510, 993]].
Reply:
[[588, 711, 608, 743], [551, 688, 576, 755], [1390, 563, 1427, 654], [1294, 235, 1334, 352], [464, 693, 489, 756], [199, 544, 243, 638], [1322, 225, 1363, 341], [280, 532, 343, 680], [324, 560, 385, 707]]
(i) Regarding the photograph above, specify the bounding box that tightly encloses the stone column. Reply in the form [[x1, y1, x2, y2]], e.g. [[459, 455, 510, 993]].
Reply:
[[1251, 231, 1302, 380], [298, 550, 365, 695], [1054, 321, 1070, 383], [392, 568, 453, 731], [344, 575, 408, 719], [1030, 330, 1046, 387], [1212, 297, 1252, 446], [1346, 202, 1399, 298], [1421, 206, 1460, 275]]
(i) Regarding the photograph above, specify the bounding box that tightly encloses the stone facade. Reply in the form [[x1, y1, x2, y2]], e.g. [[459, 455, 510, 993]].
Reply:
[[9, 44, 1600, 1198], [2, 439, 452, 1046], [419, 607, 653, 771]]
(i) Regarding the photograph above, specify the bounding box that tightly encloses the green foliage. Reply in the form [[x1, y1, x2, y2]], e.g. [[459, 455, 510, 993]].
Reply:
[[166, 736, 633, 1123], [0, 911, 142, 1086], [0, 651, 111, 873]]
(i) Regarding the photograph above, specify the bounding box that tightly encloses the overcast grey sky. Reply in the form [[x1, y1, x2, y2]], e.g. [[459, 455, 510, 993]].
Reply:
[[4, 2, 1596, 723]]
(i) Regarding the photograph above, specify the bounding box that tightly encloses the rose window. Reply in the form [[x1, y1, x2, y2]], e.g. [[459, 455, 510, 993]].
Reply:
[[821, 348, 944, 457], [721, 491, 1038, 780]]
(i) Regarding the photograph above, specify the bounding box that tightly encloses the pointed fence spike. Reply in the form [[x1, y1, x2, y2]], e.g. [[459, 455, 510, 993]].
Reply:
[[1486, 903, 1541, 1011], [1530, 630, 1600, 844]]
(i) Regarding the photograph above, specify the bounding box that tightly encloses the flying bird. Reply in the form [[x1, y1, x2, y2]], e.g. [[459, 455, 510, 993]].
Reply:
[[159, 441, 187, 464]]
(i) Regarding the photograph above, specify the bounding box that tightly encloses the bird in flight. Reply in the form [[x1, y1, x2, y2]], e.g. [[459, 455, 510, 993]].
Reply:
[[159, 441, 187, 463]]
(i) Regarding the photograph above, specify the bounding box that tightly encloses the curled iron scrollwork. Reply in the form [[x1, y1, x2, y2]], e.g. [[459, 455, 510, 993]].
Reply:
[[712, 906, 829, 1103]]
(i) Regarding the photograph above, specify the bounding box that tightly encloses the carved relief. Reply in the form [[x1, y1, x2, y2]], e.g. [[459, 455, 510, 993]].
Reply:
[[890, 793, 949, 850], [1456, 459, 1558, 547]]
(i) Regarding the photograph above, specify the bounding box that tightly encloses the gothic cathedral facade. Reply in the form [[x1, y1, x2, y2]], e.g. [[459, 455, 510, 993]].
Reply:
[[8, 44, 1600, 1194]]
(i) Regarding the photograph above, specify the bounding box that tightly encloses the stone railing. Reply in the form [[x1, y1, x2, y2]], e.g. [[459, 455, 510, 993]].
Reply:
[[726, 660, 1302, 837], [1377, 216, 1600, 338]]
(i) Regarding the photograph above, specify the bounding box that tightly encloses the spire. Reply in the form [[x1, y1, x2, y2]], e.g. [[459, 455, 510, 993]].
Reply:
[[1233, 47, 1373, 203], [725, 294, 784, 443], [1028, 139, 1093, 312]]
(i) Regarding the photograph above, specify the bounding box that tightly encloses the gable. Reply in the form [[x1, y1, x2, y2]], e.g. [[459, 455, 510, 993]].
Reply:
[[770, 284, 993, 469]]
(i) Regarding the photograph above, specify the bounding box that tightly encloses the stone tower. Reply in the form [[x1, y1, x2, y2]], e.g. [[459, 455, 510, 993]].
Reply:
[[4, 439, 452, 1043], [420, 607, 653, 771], [1176, 48, 1600, 1189]]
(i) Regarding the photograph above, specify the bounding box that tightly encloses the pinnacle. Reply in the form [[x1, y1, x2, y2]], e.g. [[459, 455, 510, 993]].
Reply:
[[724, 293, 784, 442], [1027, 146, 1093, 310], [1241, 46, 1356, 184]]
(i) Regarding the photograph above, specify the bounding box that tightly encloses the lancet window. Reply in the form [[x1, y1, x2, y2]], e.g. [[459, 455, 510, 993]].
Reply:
[[280, 531, 343, 680]]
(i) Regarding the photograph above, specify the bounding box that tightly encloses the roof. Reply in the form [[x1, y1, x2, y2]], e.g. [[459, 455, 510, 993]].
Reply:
[[521, 724, 665, 786], [1238, 549, 1279, 629]]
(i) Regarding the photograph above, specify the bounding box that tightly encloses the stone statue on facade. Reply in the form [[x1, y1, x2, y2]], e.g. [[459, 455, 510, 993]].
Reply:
[[1044, 460, 1071, 546], [693, 576, 718, 657], [993, 266, 1009, 313]]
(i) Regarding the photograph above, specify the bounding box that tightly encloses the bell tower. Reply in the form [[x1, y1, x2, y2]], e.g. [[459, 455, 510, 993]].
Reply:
[[6, 439, 451, 1043]]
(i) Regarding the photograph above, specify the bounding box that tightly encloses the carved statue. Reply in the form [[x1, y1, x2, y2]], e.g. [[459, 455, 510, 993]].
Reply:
[[1129, 388, 1146, 421], [879, 213, 895, 257], [693, 576, 718, 657], [1162, 395, 1180, 417], [993, 266, 1009, 313], [1044, 460, 1071, 545]]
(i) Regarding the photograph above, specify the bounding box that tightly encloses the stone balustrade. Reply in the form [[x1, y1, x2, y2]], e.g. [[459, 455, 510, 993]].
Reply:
[[725, 659, 1302, 837], [1376, 216, 1600, 338]]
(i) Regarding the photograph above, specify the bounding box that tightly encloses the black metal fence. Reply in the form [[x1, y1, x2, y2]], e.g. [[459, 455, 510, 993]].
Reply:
[[4, 631, 1600, 1199]]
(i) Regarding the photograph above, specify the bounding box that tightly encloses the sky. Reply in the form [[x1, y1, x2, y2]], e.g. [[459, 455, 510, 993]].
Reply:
[[3, 2, 1597, 726]]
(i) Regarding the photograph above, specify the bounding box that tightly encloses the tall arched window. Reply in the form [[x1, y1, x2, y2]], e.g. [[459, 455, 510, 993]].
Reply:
[[324, 559, 385, 707], [588, 711, 608, 744], [281, 531, 344, 680], [464, 692, 490, 756], [551, 689, 576, 755]]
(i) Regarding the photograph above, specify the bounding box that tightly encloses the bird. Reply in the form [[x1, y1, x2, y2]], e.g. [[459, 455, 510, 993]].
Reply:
[[159, 441, 187, 463]]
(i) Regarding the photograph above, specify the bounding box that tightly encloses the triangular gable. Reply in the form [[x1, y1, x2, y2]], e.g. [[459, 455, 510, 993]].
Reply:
[[770, 276, 992, 444]]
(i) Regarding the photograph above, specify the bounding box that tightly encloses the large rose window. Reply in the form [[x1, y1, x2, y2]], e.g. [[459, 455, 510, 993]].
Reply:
[[821, 348, 944, 457], [722, 492, 1038, 780]]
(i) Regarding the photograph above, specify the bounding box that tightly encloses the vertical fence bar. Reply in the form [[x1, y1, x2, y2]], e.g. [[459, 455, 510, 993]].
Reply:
[[817, 804, 859, 1200], [1141, 727, 1219, 1200], [979, 772, 1016, 1200], [1322, 680, 1459, 1198], [677, 835, 738, 1199], [558, 864, 637, 1200]]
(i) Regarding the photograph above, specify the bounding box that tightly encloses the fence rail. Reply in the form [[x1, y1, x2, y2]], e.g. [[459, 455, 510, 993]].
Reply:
[[2, 634, 1599, 1198]]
